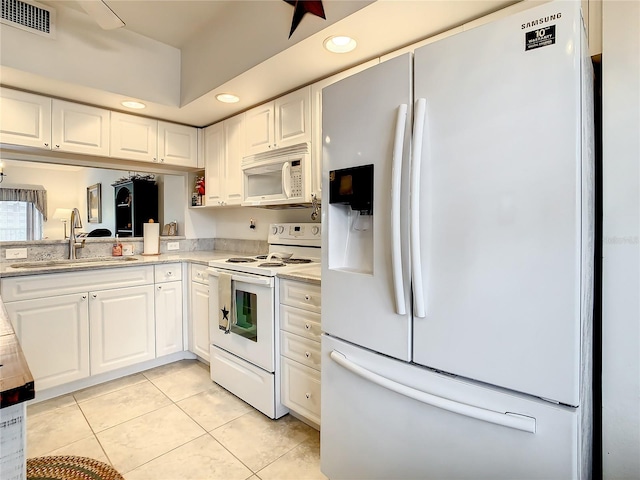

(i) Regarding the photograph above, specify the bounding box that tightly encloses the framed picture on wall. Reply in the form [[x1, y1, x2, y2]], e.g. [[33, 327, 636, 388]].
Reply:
[[87, 183, 102, 223]]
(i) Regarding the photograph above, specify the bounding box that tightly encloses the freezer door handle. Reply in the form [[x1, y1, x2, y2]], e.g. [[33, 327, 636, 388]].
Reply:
[[411, 98, 427, 318], [391, 103, 408, 315], [330, 350, 536, 434]]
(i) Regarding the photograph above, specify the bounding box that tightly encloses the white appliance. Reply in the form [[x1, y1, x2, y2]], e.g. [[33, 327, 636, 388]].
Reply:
[[242, 143, 311, 206], [208, 223, 321, 419], [321, 2, 594, 479]]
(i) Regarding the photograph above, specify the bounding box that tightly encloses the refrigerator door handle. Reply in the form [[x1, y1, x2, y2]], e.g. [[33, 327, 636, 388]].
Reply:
[[330, 350, 537, 434], [411, 98, 427, 318], [391, 103, 408, 315]]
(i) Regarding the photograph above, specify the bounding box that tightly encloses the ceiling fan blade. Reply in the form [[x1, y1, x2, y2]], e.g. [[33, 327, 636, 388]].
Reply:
[[77, 0, 125, 30]]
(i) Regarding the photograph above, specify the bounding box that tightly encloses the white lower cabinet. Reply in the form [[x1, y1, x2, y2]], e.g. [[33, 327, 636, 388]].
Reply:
[[89, 284, 155, 375], [0, 265, 164, 390], [190, 264, 210, 361], [279, 279, 322, 425], [154, 263, 184, 358], [4, 293, 90, 390]]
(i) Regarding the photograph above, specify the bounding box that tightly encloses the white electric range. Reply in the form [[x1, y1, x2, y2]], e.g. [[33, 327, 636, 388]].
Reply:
[[207, 223, 321, 419]]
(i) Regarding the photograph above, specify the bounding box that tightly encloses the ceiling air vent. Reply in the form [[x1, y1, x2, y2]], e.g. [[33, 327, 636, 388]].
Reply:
[[1, 0, 56, 38]]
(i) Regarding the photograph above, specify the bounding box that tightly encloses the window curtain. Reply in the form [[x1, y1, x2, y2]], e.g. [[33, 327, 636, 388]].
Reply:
[[0, 184, 48, 221]]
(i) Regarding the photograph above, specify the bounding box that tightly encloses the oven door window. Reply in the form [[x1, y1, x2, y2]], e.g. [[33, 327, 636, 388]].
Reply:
[[232, 289, 258, 342]]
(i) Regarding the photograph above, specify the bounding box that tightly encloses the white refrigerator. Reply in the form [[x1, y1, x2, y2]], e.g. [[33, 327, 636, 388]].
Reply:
[[320, 2, 594, 479]]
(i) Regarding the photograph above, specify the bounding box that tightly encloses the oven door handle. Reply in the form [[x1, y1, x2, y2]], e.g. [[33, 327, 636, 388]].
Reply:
[[207, 268, 274, 286]]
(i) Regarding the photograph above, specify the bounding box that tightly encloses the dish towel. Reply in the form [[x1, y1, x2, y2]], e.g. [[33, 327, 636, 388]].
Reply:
[[218, 272, 233, 333]]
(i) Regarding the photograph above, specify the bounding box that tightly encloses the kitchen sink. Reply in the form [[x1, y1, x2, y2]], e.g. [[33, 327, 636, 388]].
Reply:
[[10, 257, 140, 268]]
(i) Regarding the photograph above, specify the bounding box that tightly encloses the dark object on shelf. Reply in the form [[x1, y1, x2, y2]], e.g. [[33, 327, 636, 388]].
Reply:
[[113, 179, 158, 237], [87, 228, 112, 237]]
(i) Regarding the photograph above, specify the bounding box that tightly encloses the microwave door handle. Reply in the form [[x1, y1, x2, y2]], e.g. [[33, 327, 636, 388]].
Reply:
[[282, 162, 291, 197]]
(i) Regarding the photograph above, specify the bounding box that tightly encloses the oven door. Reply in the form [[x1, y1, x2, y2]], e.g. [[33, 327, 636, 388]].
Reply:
[[208, 268, 275, 372]]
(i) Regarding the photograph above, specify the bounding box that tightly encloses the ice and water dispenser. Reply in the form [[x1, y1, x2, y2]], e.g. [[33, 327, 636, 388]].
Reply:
[[328, 164, 374, 274]]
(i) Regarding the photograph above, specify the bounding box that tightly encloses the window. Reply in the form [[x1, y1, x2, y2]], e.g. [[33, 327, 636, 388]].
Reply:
[[0, 201, 43, 240], [0, 185, 47, 241]]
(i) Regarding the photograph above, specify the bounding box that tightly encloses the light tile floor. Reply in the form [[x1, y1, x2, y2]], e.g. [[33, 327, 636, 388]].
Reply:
[[26, 360, 327, 480]]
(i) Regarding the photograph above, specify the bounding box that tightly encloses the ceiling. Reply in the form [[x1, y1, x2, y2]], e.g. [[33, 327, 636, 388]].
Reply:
[[0, 0, 524, 127]]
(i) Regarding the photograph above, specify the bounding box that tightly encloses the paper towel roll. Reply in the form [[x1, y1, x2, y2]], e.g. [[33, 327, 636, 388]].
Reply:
[[143, 223, 160, 255]]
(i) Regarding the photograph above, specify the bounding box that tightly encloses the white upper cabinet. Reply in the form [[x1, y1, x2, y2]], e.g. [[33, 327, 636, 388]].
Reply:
[[110, 112, 198, 167], [223, 113, 245, 205], [52, 100, 110, 156], [0, 88, 52, 149], [204, 112, 245, 206], [245, 86, 311, 156], [110, 112, 158, 162], [158, 121, 198, 168]]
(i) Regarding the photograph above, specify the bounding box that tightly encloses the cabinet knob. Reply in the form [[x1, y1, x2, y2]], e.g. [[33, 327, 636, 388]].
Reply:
[[81, 294, 87, 300], [167, 271, 173, 276], [157, 285, 162, 290], [55, 144, 60, 149], [304, 294, 311, 301], [92, 293, 97, 298], [44, 143, 49, 147], [305, 393, 311, 399], [305, 323, 311, 330], [305, 351, 311, 359], [153, 157, 157, 162], [160, 158, 165, 163]]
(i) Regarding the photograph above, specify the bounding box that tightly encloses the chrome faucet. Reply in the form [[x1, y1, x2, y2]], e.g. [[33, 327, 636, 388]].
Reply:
[[69, 208, 85, 259]]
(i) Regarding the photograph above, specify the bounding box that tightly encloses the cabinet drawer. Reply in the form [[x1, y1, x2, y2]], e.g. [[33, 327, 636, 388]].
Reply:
[[280, 331, 321, 371], [281, 356, 321, 425], [1, 266, 154, 302], [191, 264, 209, 284], [154, 263, 182, 283], [279, 279, 321, 313], [280, 305, 321, 341]]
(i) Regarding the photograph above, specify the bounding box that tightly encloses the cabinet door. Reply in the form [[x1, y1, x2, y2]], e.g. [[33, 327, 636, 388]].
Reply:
[[158, 121, 198, 168], [244, 102, 274, 155], [275, 87, 311, 149], [5, 294, 89, 390], [0, 88, 52, 149], [110, 112, 158, 162], [51, 100, 110, 156], [190, 280, 210, 361], [155, 280, 184, 357], [224, 113, 245, 205], [204, 122, 225, 206], [89, 284, 155, 374]]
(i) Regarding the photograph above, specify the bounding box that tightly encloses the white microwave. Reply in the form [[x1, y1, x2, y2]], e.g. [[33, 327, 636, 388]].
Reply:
[[242, 144, 311, 206]]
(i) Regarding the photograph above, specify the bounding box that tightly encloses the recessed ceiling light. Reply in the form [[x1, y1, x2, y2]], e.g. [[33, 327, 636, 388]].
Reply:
[[121, 100, 146, 109], [324, 35, 357, 53], [216, 93, 240, 103]]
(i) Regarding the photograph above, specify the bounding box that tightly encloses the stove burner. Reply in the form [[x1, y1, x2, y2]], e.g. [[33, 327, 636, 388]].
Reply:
[[283, 258, 312, 265], [259, 262, 286, 268], [227, 257, 257, 263]]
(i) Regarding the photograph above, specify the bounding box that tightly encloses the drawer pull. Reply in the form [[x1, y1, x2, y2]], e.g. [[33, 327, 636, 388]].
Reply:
[[305, 351, 311, 359], [167, 271, 173, 276], [304, 294, 311, 301], [305, 323, 311, 330]]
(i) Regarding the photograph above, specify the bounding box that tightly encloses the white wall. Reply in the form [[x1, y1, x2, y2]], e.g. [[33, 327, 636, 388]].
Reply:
[[182, 204, 319, 241], [0, 4, 180, 106], [601, 1, 640, 479]]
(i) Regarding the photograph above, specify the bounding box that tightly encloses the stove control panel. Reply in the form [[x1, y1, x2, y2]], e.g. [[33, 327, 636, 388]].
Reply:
[[268, 223, 322, 247]]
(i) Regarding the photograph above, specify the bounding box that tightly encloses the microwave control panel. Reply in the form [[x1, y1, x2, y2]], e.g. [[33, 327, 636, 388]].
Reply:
[[290, 160, 302, 198]]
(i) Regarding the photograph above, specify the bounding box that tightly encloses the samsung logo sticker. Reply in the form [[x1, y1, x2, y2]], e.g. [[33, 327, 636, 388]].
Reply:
[[521, 12, 561, 29]]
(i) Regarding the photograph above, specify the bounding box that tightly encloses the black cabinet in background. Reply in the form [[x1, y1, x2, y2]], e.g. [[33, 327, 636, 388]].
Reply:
[[113, 180, 158, 237]]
